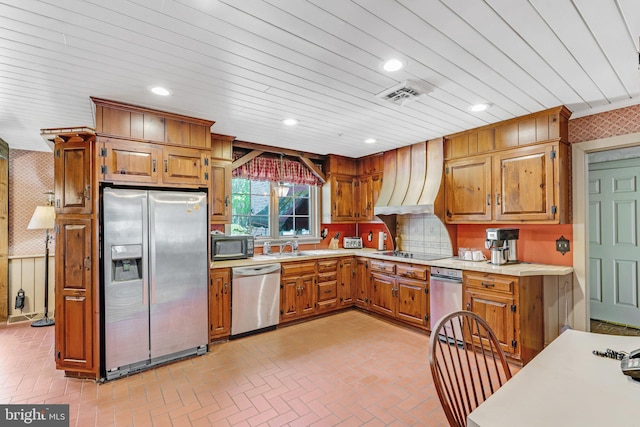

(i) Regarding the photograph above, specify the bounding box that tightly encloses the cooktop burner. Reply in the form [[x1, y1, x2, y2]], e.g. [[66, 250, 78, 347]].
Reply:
[[376, 251, 447, 261]]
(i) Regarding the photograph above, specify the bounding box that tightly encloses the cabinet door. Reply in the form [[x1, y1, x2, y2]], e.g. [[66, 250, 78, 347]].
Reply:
[[370, 273, 396, 317], [493, 144, 556, 222], [354, 258, 369, 308], [101, 138, 159, 185], [332, 175, 356, 222], [371, 174, 383, 210], [338, 257, 355, 306], [281, 276, 300, 322], [210, 161, 231, 222], [55, 218, 93, 372], [54, 141, 92, 214], [162, 146, 208, 187], [396, 277, 428, 328], [357, 176, 371, 220], [299, 274, 317, 317], [209, 269, 230, 340], [465, 290, 516, 355], [444, 156, 492, 222]]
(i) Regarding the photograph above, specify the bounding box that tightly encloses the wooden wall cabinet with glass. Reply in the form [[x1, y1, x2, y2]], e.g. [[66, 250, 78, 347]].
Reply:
[[280, 261, 317, 323], [209, 268, 231, 340], [463, 271, 543, 365], [369, 260, 430, 329]]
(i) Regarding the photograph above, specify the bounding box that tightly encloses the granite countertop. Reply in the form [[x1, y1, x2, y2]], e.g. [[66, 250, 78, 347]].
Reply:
[[211, 248, 573, 277]]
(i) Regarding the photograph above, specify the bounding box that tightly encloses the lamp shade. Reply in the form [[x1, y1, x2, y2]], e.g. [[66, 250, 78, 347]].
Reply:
[[27, 205, 55, 230]]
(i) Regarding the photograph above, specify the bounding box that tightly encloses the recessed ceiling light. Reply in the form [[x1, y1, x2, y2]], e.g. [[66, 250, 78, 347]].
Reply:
[[282, 118, 299, 126], [382, 58, 404, 72], [365, 138, 377, 144], [151, 86, 171, 96], [468, 103, 490, 112]]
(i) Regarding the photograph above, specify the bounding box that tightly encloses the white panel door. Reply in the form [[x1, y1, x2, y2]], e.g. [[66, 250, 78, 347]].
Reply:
[[589, 159, 640, 327]]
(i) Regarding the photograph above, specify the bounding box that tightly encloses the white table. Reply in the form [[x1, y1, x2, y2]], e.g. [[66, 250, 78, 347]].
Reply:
[[467, 329, 640, 427]]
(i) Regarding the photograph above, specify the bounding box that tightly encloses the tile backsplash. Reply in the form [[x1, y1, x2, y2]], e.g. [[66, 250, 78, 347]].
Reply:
[[395, 213, 453, 256]]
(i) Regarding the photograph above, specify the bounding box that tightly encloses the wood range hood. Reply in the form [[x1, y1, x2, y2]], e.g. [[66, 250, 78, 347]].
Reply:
[[374, 138, 444, 217]]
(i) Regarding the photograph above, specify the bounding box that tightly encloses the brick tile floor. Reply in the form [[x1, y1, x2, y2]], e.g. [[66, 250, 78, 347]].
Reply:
[[0, 311, 450, 426]]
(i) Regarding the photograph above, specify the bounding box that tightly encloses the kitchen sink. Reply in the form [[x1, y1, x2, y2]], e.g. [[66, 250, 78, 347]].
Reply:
[[264, 250, 338, 258]]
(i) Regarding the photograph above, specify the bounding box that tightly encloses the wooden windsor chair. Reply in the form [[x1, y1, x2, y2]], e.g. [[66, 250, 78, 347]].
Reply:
[[429, 310, 513, 427]]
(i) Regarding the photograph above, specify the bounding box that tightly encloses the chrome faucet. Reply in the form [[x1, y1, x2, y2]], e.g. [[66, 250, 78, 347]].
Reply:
[[279, 240, 299, 255]]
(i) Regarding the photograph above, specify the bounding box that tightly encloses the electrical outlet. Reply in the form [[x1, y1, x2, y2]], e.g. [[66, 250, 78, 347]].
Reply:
[[556, 236, 570, 255]]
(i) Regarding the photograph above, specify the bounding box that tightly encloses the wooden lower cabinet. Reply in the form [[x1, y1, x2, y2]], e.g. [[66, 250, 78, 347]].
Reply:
[[463, 271, 543, 365], [369, 260, 430, 330], [280, 261, 317, 322], [338, 257, 355, 306], [354, 257, 369, 308], [317, 259, 338, 313], [54, 217, 94, 373], [209, 268, 230, 340]]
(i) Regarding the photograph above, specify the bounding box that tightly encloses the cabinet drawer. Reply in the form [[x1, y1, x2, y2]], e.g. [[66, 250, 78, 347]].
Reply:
[[317, 259, 338, 273], [281, 261, 317, 277], [317, 282, 337, 301], [317, 271, 337, 283], [465, 273, 515, 295], [370, 260, 396, 274], [396, 263, 429, 281]]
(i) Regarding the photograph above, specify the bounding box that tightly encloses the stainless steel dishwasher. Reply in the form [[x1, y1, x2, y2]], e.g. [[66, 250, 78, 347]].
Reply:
[[231, 263, 281, 337], [429, 266, 463, 340]]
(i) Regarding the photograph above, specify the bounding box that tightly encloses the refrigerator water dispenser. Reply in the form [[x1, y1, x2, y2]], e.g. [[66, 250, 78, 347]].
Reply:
[[111, 244, 143, 282]]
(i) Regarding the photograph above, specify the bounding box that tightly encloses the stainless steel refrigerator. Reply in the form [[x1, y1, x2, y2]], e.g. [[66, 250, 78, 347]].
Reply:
[[102, 187, 208, 380]]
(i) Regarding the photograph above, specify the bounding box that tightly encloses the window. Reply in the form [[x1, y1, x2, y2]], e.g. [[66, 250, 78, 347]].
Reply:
[[231, 178, 319, 239]]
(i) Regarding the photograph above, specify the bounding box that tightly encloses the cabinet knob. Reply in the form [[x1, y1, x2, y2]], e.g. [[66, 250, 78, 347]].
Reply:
[[466, 303, 471, 310], [486, 194, 491, 206]]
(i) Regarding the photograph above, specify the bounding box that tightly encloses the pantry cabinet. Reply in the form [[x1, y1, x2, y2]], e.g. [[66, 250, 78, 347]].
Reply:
[[54, 140, 93, 215], [54, 217, 94, 373], [463, 271, 543, 365], [209, 268, 230, 340]]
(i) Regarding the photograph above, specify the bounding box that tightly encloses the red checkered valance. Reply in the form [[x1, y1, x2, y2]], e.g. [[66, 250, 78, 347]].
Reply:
[[232, 152, 322, 186]]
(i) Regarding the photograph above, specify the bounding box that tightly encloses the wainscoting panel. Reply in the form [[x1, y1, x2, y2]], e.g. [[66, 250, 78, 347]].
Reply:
[[543, 273, 574, 345], [8, 255, 55, 323]]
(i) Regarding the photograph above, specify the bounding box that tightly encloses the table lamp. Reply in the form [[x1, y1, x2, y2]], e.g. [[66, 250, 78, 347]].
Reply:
[[27, 194, 55, 327]]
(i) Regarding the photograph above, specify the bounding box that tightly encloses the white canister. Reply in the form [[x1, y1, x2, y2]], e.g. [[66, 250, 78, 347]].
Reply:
[[377, 232, 386, 251]]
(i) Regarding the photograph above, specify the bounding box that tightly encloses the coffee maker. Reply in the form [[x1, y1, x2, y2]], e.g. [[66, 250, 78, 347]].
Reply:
[[485, 228, 520, 265]]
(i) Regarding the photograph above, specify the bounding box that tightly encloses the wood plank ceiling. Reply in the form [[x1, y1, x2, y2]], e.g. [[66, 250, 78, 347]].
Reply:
[[1, 0, 639, 157]]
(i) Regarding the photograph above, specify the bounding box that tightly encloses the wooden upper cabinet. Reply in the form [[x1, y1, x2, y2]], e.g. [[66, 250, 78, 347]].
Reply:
[[493, 143, 556, 222], [444, 106, 571, 160], [161, 146, 209, 186], [444, 156, 492, 222], [100, 138, 209, 188], [445, 142, 569, 224], [92, 97, 213, 148], [332, 174, 357, 222], [100, 138, 159, 185], [210, 161, 231, 223], [54, 140, 93, 214]]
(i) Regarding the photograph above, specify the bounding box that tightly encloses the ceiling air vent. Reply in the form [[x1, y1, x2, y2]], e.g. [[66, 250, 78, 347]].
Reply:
[[375, 80, 433, 106]]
